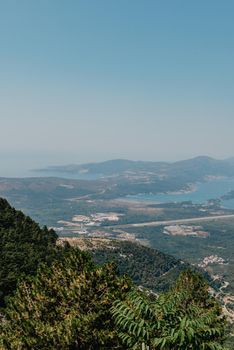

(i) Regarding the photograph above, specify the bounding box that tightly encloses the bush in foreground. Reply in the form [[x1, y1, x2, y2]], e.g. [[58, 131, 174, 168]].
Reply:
[[112, 271, 227, 349]]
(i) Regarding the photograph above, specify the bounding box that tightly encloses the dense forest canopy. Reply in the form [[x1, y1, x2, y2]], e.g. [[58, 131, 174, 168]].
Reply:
[[0, 198, 58, 305], [0, 248, 228, 350]]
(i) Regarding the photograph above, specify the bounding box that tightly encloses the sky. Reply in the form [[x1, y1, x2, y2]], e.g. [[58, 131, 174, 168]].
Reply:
[[0, 0, 234, 175]]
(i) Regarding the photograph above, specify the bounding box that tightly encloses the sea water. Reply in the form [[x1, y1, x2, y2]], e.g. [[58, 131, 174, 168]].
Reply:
[[126, 178, 234, 209]]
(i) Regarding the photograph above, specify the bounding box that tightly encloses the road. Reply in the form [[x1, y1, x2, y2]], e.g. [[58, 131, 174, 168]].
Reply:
[[108, 214, 234, 229]]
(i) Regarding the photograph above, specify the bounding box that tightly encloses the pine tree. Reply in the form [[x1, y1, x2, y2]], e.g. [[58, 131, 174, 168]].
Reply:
[[0, 198, 58, 305], [0, 248, 130, 349]]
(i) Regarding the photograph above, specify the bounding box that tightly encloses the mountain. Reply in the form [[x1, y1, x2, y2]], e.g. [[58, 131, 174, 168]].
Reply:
[[0, 198, 58, 305], [2, 156, 234, 227], [226, 157, 234, 165], [61, 237, 215, 293], [160, 156, 234, 186], [36, 156, 234, 180], [0, 197, 215, 298], [36, 158, 168, 176]]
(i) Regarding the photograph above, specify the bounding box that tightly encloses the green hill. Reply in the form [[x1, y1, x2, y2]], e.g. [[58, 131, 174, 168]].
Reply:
[[0, 198, 58, 305], [38, 156, 234, 180], [62, 237, 204, 293]]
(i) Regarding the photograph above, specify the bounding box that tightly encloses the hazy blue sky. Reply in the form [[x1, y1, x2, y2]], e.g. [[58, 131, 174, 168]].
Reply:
[[1, 0, 234, 174]]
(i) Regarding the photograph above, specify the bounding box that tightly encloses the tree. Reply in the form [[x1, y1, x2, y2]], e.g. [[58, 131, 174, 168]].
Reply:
[[0, 248, 131, 349], [0, 198, 58, 305], [112, 270, 228, 349]]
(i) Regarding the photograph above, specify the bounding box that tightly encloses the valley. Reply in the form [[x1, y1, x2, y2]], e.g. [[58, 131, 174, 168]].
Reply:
[[2, 2, 233, 347], [2, 156, 234, 331]]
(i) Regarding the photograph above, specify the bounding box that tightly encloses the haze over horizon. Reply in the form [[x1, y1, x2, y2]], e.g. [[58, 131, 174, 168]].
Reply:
[[1, 1, 234, 176], [1, 152, 234, 178]]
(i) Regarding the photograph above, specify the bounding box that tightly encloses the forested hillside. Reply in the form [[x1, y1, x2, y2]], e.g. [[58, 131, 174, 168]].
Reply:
[[66, 238, 192, 292], [0, 198, 58, 305], [0, 198, 230, 349], [0, 250, 228, 349]]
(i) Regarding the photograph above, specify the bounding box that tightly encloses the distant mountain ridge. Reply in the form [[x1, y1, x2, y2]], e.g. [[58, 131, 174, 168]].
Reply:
[[2, 156, 234, 211], [36, 158, 168, 175], [36, 156, 234, 179]]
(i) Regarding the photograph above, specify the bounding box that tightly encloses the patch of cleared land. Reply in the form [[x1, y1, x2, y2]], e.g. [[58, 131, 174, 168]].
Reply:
[[163, 225, 209, 237], [58, 237, 114, 250]]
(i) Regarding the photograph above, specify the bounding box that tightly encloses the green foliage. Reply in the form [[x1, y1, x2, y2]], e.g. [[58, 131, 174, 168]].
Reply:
[[0, 246, 228, 350], [0, 248, 131, 349], [129, 219, 234, 294], [0, 199, 230, 349], [0, 198, 58, 305], [91, 240, 190, 292], [112, 270, 228, 349], [224, 323, 234, 349]]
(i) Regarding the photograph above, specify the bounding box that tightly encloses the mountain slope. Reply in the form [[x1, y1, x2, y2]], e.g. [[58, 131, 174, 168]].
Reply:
[[0, 198, 58, 305], [37, 158, 168, 176], [37, 156, 234, 180], [60, 237, 207, 292]]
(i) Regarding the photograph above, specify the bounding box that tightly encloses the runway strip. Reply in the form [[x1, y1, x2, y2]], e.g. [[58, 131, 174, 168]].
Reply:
[[108, 214, 234, 229]]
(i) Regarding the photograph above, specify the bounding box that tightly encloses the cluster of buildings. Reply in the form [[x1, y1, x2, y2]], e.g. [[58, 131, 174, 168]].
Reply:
[[75, 230, 112, 238], [54, 212, 123, 236], [71, 212, 121, 225], [163, 225, 209, 237], [198, 255, 227, 268]]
